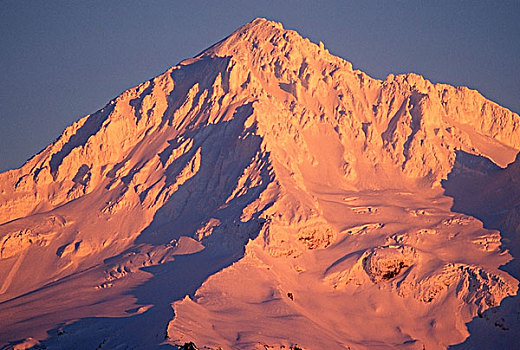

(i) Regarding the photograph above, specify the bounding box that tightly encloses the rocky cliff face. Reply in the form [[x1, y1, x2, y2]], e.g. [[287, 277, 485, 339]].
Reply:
[[1, 18, 519, 350]]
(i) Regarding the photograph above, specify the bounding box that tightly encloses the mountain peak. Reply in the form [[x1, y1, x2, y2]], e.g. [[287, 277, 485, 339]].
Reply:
[[202, 16, 341, 66], [233, 17, 286, 39], [248, 17, 284, 29], [1, 19, 520, 350]]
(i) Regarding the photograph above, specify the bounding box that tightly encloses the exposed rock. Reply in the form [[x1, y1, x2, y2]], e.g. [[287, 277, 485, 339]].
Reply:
[[412, 263, 517, 310], [363, 245, 416, 283]]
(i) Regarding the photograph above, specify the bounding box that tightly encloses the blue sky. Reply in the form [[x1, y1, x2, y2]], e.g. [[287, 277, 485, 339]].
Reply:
[[1, 1, 519, 170]]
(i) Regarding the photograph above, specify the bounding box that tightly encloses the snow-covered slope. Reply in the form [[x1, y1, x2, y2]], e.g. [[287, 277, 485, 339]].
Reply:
[[1, 18, 519, 349]]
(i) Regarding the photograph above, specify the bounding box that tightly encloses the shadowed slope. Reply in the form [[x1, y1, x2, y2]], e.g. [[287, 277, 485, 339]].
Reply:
[[443, 151, 520, 349]]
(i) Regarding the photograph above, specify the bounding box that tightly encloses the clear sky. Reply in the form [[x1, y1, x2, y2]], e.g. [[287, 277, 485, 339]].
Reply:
[[1, 1, 519, 171]]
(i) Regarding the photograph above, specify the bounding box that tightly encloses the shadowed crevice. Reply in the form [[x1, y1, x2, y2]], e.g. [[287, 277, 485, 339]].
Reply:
[[49, 104, 114, 178]]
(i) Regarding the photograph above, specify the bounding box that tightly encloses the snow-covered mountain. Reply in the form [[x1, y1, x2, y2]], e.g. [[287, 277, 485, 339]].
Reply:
[[1, 18, 519, 349]]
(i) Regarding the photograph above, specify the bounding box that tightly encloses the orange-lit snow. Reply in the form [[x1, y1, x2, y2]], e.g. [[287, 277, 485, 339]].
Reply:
[[1, 18, 519, 349]]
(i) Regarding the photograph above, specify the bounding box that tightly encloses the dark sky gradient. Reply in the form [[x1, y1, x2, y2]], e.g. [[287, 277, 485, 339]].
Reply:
[[1, 1, 519, 170]]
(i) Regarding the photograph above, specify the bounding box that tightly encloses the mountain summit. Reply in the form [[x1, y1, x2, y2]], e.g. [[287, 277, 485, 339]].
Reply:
[[1, 18, 519, 349]]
